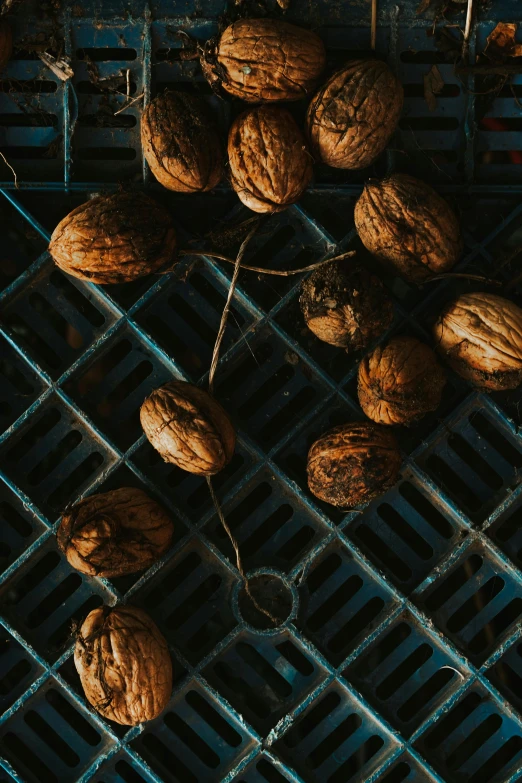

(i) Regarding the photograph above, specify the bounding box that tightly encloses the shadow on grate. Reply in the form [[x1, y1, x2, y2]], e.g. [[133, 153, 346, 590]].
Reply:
[[135, 259, 255, 381], [63, 324, 175, 451], [0, 395, 117, 521], [0, 201, 47, 292], [418, 545, 522, 664], [275, 681, 396, 783], [203, 629, 326, 735], [88, 750, 159, 783], [344, 611, 467, 738], [0, 335, 47, 433], [348, 470, 464, 593], [204, 466, 326, 574], [374, 752, 439, 782], [0, 538, 113, 663], [296, 541, 397, 667], [415, 683, 522, 783], [132, 537, 237, 665], [416, 403, 522, 523], [274, 394, 361, 524], [132, 679, 254, 783], [216, 324, 330, 451], [231, 753, 295, 782], [0, 679, 111, 783], [0, 628, 44, 714], [0, 263, 117, 380], [0, 480, 47, 576], [486, 639, 522, 716]]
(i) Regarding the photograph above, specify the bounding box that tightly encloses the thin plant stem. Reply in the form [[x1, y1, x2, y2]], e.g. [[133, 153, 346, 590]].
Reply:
[[180, 248, 356, 277]]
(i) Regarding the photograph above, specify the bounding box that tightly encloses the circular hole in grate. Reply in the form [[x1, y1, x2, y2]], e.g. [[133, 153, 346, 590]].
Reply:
[[238, 573, 294, 631]]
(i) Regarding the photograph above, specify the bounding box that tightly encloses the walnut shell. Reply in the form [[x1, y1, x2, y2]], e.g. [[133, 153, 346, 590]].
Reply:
[[141, 91, 223, 193], [57, 488, 174, 578], [49, 192, 177, 284], [140, 381, 235, 475], [202, 18, 325, 103], [354, 173, 462, 282], [358, 336, 446, 425], [0, 19, 12, 71], [433, 292, 522, 391], [228, 105, 313, 213], [306, 60, 403, 170], [75, 605, 172, 725], [307, 422, 401, 508], [300, 260, 394, 349]]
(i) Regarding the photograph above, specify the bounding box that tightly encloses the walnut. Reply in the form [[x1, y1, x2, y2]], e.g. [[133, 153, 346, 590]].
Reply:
[[354, 173, 462, 282], [307, 422, 401, 508], [57, 488, 174, 578], [201, 18, 325, 103], [300, 260, 394, 350], [434, 292, 522, 391], [228, 105, 313, 213], [140, 381, 235, 475], [49, 192, 177, 284], [306, 60, 403, 170], [141, 91, 223, 192], [75, 605, 172, 725], [0, 20, 12, 70], [358, 336, 446, 425]]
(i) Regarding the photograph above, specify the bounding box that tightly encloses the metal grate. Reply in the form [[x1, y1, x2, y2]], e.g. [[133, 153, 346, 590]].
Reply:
[[1, 1, 522, 782]]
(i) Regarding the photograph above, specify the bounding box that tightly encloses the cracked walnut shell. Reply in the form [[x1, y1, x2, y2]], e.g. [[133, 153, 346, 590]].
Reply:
[[358, 336, 446, 426], [306, 59, 403, 170], [434, 292, 522, 391], [49, 192, 177, 284], [141, 91, 223, 192], [300, 260, 394, 350], [307, 422, 401, 508], [228, 105, 313, 213], [75, 605, 172, 725], [140, 381, 235, 475], [57, 488, 174, 578], [201, 18, 325, 103], [354, 173, 462, 282]]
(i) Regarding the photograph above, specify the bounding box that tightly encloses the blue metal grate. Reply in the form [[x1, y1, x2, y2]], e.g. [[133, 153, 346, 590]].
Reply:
[[1, 1, 522, 782]]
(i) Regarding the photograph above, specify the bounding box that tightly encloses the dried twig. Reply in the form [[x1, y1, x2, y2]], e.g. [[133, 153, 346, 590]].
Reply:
[[0, 151, 18, 188], [462, 0, 474, 60], [38, 52, 74, 82], [126, 69, 130, 98], [208, 223, 259, 393], [206, 476, 279, 624], [114, 92, 144, 116], [205, 220, 278, 626], [422, 272, 503, 286], [371, 0, 377, 50], [180, 249, 356, 277]]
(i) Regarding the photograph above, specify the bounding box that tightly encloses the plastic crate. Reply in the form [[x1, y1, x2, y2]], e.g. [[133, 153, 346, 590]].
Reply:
[[1, 1, 522, 782]]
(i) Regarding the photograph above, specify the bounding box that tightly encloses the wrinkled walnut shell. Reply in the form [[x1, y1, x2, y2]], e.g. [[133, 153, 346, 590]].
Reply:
[[140, 381, 235, 475], [354, 173, 462, 282], [201, 18, 325, 103], [0, 19, 12, 71], [228, 105, 313, 213], [358, 336, 446, 425], [300, 260, 394, 349], [307, 422, 401, 508], [434, 292, 522, 391], [141, 91, 223, 192], [306, 59, 403, 170], [57, 488, 174, 578], [49, 192, 177, 284], [75, 605, 172, 725]]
